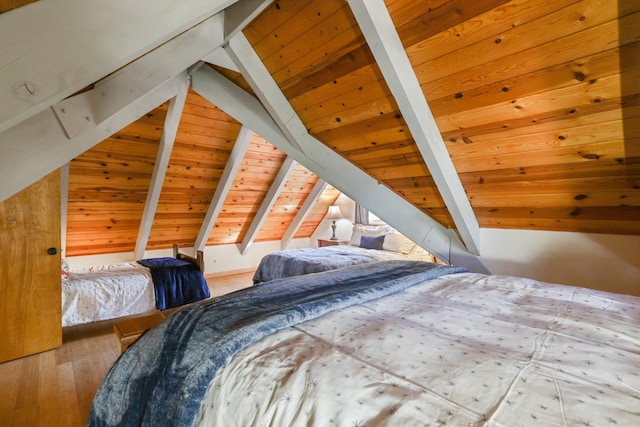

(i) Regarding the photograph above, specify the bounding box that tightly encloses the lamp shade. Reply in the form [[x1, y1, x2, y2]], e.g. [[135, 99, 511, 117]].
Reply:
[[326, 205, 342, 220]]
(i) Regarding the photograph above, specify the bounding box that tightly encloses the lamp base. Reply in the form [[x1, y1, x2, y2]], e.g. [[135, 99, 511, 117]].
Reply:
[[330, 221, 337, 240]]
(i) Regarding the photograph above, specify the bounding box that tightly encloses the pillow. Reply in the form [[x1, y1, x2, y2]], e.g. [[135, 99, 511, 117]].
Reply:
[[382, 232, 416, 254], [349, 223, 393, 246], [360, 235, 385, 250], [61, 259, 70, 282]]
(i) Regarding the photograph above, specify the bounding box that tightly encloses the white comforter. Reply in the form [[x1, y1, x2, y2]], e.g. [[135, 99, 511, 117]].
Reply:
[[197, 272, 640, 426], [62, 262, 155, 327]]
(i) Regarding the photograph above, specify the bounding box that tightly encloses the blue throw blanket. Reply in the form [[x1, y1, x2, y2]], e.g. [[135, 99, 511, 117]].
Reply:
[[252, 246, 385, 283], [89, 260, 466, 427], [137, 257, 210, 310]]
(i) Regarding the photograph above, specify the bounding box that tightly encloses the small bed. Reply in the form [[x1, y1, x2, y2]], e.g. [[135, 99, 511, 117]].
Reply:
[[89, 260, 640, 426], [253, 223, 434, 283], [61, 244, 209, 327]]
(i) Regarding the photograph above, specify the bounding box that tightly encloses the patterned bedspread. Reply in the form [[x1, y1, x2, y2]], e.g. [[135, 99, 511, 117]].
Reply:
[[89, 262, 640, 426], [88, 261, 465, 426], [252, 244, 421, 283]]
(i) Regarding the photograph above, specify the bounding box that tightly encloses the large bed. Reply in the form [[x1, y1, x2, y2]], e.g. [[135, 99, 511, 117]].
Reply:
[[253, 223, 434, 283], [89, 260, 640, 426], [62, 245, 210, 327]]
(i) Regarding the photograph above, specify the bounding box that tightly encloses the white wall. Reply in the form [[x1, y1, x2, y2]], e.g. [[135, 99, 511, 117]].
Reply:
[[310, 194, 355, 245], [479, 228, 640, 296]]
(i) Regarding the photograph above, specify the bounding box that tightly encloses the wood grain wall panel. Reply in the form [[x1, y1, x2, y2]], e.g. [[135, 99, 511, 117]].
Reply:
[[245, 0, 457, 229], [65, 105, 165, 256], [256, 163, 319, 241], [295, 186, 341, 239], [206, 134, 286, 245], [146, 90, 242, 250], [246, 0, 639, 235]]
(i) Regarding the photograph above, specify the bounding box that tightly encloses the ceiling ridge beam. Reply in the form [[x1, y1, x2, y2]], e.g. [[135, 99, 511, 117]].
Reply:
[[347, 0, 480, 254], [0, 14, 227, 204], [240, 156, 297, 255], [281, 179, 328, 250], [193, 51, 487, 273], [0, 0, 237, 134], [194, 125, 254, 253], [134, 77, 190, 260]]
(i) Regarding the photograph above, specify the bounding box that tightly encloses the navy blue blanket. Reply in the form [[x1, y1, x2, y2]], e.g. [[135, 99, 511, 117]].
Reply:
[[89, 260, 466, 427], [137, 257, 209, 310], [252, 245, 388, 283]]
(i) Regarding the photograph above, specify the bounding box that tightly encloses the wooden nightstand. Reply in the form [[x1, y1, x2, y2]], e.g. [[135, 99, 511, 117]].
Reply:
[[318, 238, 350, 247]]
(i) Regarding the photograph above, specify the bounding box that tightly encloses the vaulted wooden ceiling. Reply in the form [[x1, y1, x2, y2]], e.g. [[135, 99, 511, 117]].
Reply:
[[0, 0, 638, 265]]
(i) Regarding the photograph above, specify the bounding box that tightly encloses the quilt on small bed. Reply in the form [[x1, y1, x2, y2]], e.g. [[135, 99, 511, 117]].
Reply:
[[252, 244, 420, 283], [137, 257, 209, 310], [89, 260, 466, 426]]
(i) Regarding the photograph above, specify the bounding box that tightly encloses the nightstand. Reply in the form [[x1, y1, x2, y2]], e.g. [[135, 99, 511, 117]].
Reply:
[[318, 238, 350, 247]]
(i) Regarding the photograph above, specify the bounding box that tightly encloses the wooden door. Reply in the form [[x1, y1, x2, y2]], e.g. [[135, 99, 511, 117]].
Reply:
[[0, 170, 62, 362]]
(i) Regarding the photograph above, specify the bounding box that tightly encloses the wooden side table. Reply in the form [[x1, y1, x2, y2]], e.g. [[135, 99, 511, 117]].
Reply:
[[318, 238, 350, 247], [113, 312, 166, 353]]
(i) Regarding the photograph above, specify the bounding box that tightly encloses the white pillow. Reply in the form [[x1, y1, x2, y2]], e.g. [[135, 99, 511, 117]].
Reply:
[[349, 224, 392, 246], [382, 232, 416, 254]]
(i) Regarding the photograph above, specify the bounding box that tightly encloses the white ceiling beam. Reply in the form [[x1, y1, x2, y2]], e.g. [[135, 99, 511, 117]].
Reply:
[[281, 179, 328, 250], [134, 77, 190, 260], [0, 0, 237, 134], [347, 0, 480, 254], [194, 126, 254, 252], [0, 15, 227, 204], [191, 64, 489, 273], [240, 156, 297, 255], [223, 0, 273, 42]]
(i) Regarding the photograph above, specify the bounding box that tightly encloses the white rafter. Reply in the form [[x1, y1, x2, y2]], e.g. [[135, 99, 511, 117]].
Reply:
[[240, 156, 297, 255], [194, 126, 254, 252], [0, 14, 227, 204], [134, 77, 190, 260], [192, 61, 488, 273], [280, 179, 328, 250], [347, 0, 480, 254], [0, 0, 236, 134]]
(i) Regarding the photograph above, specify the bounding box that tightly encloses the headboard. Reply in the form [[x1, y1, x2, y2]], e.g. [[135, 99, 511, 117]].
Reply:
[[172, 244, 205, 273]]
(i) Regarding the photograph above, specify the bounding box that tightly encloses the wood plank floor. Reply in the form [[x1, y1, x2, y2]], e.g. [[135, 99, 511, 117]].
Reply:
[[0, 271, 254, 427]]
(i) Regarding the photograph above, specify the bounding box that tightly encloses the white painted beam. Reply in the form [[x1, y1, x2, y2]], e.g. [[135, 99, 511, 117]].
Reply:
[[0, 0, 237, 134], [134, 77, 190, 260], [347, 0, 480, 254], [240, 156, 297, 255], [0, 15, 227, 203], [223, 0, 273, 41], [191, 65, 489, 273], [194, 126, 254, 252], [281, 179, 328, 250]]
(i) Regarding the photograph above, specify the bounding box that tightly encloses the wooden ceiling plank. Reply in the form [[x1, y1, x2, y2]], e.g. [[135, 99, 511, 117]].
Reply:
[[192, 50, 487, 272], [194, 126, 254, 252], [281, 179, 328, 249], [0, 0, 236, 134], [134, 77, 190, 260], [240, 156, 297, 255], [347, 0, 480, 254]]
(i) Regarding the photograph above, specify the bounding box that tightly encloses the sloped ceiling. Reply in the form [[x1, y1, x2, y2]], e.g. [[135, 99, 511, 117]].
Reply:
[[0, 0, 638, 267]]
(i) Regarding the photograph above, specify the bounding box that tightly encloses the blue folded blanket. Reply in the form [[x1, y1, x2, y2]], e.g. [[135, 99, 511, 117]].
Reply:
[[89, 260, 466, 427], [137, 257, 209, 310]]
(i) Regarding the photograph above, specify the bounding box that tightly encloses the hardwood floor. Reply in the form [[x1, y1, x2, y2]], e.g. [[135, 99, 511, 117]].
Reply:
[[0, 271, 254, 427]]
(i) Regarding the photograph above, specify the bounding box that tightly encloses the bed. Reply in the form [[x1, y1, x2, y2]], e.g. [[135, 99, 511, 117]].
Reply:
[[253, 223, 434, 283], [89, 260, 640, 426], [61, 245, 209, 327]]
